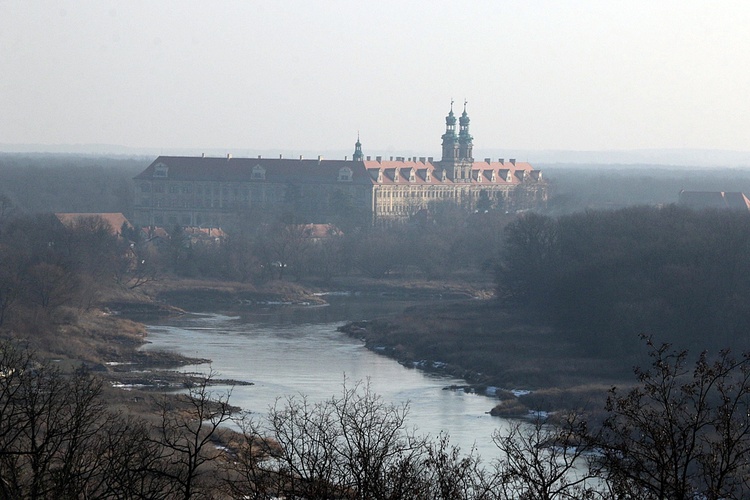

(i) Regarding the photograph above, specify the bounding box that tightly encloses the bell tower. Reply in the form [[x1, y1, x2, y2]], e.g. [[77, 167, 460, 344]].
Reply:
[[441, 100, 459, 165], [458, 100, 473, 161], [440, 100, 473, 181]]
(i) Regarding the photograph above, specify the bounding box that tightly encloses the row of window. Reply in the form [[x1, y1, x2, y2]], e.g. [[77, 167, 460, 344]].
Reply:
[[374, 187, 513, 200]]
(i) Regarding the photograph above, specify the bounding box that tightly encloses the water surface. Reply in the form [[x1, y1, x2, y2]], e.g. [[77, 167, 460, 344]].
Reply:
[[143, 296, 512, 459]]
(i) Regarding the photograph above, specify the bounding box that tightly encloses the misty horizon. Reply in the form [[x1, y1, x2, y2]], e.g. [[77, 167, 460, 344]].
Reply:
[[3, 142, 750, 169], [2, 2, 748, 155]]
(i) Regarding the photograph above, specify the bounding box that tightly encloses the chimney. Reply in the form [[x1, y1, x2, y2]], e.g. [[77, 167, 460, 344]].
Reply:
[[366, 155, 371, 161], [428, 156, 433, 162], [484, 157, 491, 164], [258, 155, 261, 159], [509, 158, 516, 165], [499, 158, 504, 165], [390, 156, 394, 161], [344, 155, 348, 161], [201, 153, 205, 158], [376, 156, 382, 163], [317, 155, 323, 164], [299, 155, 304, 160], [279, 154, 283, 159], [227, 153, 232, 160], [419, 156, 426, 163]]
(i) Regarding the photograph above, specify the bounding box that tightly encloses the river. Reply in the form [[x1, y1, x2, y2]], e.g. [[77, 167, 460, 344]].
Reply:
[[141, 293, 514, 460]]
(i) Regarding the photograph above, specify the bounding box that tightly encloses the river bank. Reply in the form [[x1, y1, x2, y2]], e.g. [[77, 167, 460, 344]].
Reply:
[[337, 299, 636, 419], [16, 273, 630, 421]]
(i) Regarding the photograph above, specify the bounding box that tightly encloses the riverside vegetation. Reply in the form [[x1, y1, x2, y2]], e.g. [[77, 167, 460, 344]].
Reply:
[[2, 155, 750, 497]]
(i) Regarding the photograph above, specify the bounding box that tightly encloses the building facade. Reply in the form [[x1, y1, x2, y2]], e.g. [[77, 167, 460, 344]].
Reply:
[[132, 104, 547, 228]]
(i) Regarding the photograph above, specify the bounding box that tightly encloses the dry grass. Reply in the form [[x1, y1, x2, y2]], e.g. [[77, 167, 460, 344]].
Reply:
[[342, 300, 643, 414]]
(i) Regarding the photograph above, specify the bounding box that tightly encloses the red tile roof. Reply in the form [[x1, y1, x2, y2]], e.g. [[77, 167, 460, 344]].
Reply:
[[55, 213, 132, 236], [134, 155, 538, 187]]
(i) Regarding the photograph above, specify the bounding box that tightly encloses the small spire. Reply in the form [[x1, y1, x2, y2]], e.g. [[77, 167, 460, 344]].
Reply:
[[352, 133, 364, 161]]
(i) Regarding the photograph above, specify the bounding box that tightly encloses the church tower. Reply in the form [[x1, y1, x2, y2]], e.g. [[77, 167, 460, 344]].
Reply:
[[440, 101, 459, 165], [352, 133, 364, 161], [440, 100, 472, 181], [458, 101, 473, 161]]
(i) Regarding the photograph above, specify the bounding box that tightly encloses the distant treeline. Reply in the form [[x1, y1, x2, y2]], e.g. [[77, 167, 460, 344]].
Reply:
[[497, 205, 750, 355], [543, 164, 750, 213], [0, 153, 148, 214]]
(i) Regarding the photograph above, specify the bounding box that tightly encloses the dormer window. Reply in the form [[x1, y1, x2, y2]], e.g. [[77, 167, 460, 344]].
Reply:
[[377, 170, 383, 183], [338, 166, 353, 182], [252, 165, 266, 180], [153, 163, 168, 178], [440, 170, 447, 181], [393, 168, 400, 182], [408, 168, 416, 182], [490, 170, 497, 182], [425, 170, 431, 182], [500, 170, 512, 182]]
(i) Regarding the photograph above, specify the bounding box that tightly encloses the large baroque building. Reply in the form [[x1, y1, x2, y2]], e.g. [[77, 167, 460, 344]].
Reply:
[[132, 103, 547, 228]]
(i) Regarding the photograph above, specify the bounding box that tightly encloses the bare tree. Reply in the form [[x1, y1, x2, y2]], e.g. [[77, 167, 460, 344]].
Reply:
[[23, 262, 79, 310], [152, 370, 233, 500], [229, 380, 432, 500], [593, 339, 750, 500], [492, 414, 601, 500], [0, 343, 112, 499]]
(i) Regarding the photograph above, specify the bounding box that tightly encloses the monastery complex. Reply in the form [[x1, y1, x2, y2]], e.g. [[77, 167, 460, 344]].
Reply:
[[132, 103, 548, 228]]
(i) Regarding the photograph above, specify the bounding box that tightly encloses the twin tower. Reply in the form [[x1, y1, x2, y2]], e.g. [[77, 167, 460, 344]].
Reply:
[[440, 100, 474, 163], [352, 101, 475, 181]]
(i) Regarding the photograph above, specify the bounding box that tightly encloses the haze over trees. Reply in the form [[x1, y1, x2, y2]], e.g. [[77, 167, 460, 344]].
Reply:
[[496, 205, 750, 356]]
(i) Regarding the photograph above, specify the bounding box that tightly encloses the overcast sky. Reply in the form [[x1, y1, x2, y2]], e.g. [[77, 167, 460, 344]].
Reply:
[[1, 1, 748, 156]]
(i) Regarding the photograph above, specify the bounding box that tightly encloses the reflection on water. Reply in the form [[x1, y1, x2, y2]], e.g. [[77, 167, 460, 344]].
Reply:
[[142, 296, 512, 459]]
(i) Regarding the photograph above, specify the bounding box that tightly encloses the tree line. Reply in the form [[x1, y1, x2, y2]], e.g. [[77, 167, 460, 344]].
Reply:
[[0, 154, 146, 215], [496, 205, 750, 356], [170, 210, 509, 283]]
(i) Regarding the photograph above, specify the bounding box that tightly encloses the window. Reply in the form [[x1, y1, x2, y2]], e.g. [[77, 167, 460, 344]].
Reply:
[[338, 167, 353, 182], [252, 165, 266, 180], [153, 163, 168, 178]]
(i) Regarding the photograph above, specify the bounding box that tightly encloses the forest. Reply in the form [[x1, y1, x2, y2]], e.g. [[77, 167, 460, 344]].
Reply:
[[497, 206, 750, 356]]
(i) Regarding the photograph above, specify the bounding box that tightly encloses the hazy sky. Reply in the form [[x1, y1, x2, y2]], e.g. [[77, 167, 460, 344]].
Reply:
[[1, 1, 748, 155]]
